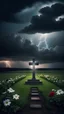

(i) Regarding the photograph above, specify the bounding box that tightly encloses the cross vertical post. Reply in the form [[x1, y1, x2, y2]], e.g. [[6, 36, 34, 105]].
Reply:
[[29, 58, 38, 80], [32, 58, 35, 80]]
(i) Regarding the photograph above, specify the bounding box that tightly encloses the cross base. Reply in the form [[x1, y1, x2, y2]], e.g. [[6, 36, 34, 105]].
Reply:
[[25, 79, 42, 85]]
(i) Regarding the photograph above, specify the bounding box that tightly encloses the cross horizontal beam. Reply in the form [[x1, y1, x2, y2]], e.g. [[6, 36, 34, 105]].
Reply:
[[29, 62, 39, 65]]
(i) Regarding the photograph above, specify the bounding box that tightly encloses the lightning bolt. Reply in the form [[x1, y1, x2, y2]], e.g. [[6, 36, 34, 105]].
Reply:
[[37, 33, 49, 50], [44, 34, 49, 49], [0, 60, 12, 68]]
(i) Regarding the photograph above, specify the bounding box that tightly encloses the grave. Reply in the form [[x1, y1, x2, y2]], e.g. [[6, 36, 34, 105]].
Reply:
[[25, 58, 42, 85]]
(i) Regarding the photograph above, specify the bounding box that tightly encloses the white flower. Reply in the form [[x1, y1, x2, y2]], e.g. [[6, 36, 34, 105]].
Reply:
[[2, 91, 7, 94], [13, 94, 20, 100], [56, 89, 64, 95], [3, 99, 11, 106], [10, 78, 13, 82], [44, 75, 49, 78], [7, 88, 15, 93], [52, 89, 56, 92], [7, 79, 13, 83]]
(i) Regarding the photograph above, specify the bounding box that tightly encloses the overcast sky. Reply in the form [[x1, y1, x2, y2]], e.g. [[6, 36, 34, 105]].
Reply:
[[0, 0, 64, 68]]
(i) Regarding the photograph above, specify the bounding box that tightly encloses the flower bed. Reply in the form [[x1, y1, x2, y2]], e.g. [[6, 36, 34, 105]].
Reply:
[[0, 88, 21, 114], [0, 75, 26, 114], [48, 89, 64, 109], [0, 75, 26, 94], [40, 75, 64, 89]]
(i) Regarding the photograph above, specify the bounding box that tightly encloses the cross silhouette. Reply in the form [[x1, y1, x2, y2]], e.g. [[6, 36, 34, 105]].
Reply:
[[25, 58, 42, 85], [29, 58, 39, 80]]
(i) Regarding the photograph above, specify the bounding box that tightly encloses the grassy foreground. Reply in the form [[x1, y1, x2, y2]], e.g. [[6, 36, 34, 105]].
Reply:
[[0, 70, 64, 107]]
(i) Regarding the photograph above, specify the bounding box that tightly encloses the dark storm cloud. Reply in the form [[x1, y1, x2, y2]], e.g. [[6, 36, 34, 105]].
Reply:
[[0, 22, 30, 36], [54, 46, 64, 54], [0, 0, 54, 22], [21, 3, 64, 34], [0, 34, 64, 63], [14, 2, 43, 24], [37, 48, 64, 63], [0, 35, 38, 59], [0, 0, 54, 14], [40, 3, 64, 18], [47, 31, 64, 47], [0, 15, 22, 23]]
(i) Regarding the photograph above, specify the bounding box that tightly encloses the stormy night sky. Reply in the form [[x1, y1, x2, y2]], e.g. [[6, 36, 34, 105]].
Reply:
[[0, 0, 64, 68]]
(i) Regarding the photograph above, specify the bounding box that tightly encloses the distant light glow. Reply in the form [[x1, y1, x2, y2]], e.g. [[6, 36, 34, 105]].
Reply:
[[0, 60, 12, 68], [30, 65, 33, 69], [30, 65, 38, 69], [5, 61, 11, 68]]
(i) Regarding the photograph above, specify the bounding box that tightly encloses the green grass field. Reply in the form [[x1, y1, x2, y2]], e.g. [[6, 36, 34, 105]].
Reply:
[[0, 70, 64, 107]]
